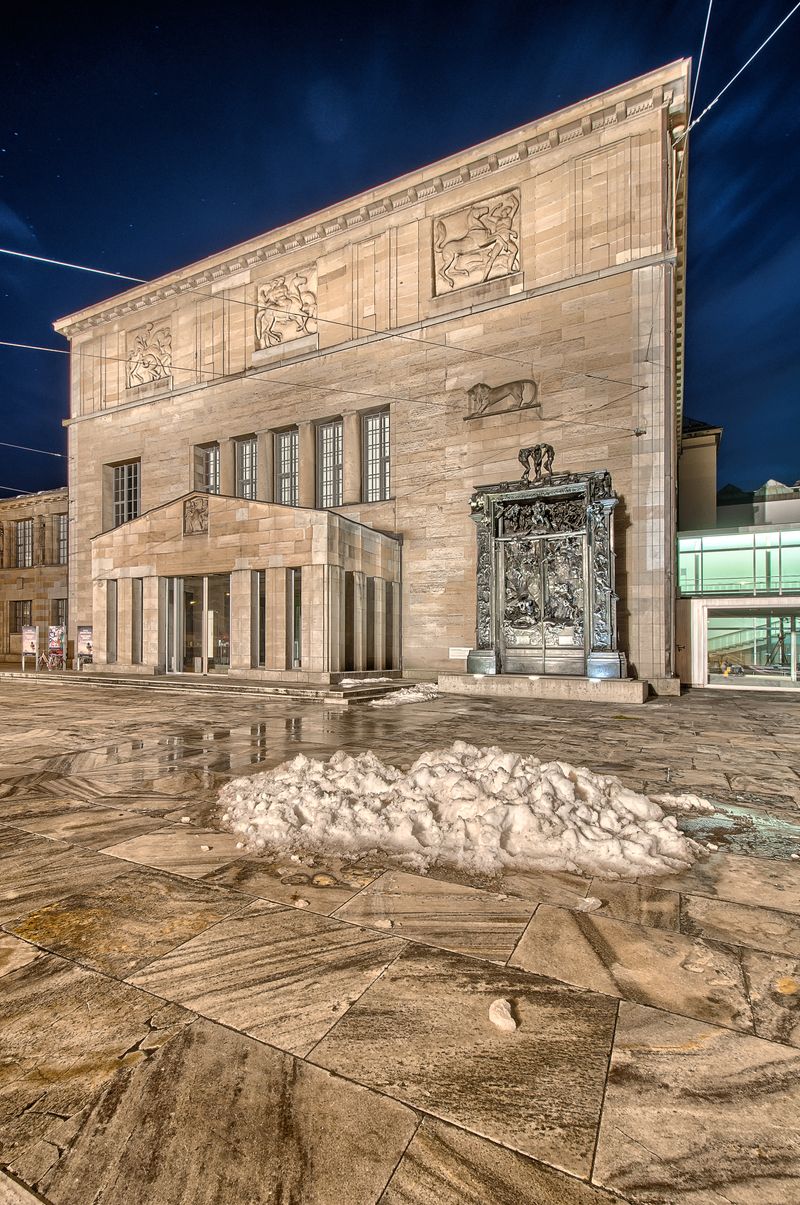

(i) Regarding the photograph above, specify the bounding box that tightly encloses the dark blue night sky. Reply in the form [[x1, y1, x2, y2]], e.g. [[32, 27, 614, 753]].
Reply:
[[1, 1, 798, 495]]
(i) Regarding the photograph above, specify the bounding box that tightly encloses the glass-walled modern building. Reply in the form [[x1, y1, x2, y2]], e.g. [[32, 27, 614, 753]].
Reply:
[[676, 525, 800, 689]]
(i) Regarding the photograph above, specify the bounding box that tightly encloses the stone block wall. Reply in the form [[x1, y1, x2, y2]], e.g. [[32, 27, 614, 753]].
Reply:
[[0, 489, 69, 660]]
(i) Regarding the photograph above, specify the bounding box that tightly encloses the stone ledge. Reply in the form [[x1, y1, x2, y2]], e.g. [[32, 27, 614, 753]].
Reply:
[[437, 672, 649, 704]]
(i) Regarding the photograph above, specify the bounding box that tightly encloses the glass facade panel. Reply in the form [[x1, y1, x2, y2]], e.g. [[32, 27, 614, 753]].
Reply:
[[15, 520, 33, 568], [113, 462, 140, 527], [363, 410, 390, 502], [275, 430, 299, 506], [678, 528, 800, 596], [235, 437, 257, 499], [707, 609, 798, 688], [317, 421, 343, 508]]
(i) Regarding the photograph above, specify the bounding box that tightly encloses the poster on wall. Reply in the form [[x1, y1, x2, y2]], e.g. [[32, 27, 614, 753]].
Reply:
[[21, 626, 38, 657], [48, 625, 66, 654], [76, 626, 93, 659]]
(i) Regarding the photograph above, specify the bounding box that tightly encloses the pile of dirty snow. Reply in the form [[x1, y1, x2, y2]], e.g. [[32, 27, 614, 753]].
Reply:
[[370, 683, 439, 707], [218, 741, 709, 880]]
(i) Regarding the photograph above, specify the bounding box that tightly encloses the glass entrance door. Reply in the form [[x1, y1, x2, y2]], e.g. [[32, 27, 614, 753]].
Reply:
[[164, 574, 231, 673]]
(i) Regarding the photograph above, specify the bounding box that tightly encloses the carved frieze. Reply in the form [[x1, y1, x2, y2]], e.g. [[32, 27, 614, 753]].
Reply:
[[183, 495, 209, 535], [465, 378, 538, 420], [127, 323, 172, 388], [255, 267, 318, 348], [433, 190, 520, 294]]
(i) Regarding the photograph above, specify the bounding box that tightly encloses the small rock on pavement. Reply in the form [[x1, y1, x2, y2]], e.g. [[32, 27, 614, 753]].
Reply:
[[489, 998, 517, 1033], [200, 844, 212, 852], [293, 898, 310, 909], [574, 896, 603, 913]]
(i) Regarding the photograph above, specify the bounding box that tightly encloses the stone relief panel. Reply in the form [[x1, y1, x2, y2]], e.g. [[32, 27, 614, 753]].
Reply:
[[433, 190, 520, 294], [126, 323, 172, 388], [255, 268, 318, 349], [183, 495, 209, 535], [465, 378, 538, 420]]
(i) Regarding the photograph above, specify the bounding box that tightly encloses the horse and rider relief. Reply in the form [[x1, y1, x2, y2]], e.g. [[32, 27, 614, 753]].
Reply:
[[433, 190, 520, 294]]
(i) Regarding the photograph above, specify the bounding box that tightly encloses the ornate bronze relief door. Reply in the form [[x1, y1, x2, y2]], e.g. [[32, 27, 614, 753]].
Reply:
[[497, 511, 586, 676], [467, 447, 625, 679]]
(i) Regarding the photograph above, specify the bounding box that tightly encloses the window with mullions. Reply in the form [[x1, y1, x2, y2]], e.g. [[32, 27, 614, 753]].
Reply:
[[15, 519, 33, 568], [200, 444, 220, 494], [316, 420, 343, 508], [363, 410, 390, 502], [113, 461, 140, 527], [10, 600, 32, 632], [235, 437, 257, 499], [275, 429, 299, 506], [54, 514, 68, 565], [51, 598, 68, 628]]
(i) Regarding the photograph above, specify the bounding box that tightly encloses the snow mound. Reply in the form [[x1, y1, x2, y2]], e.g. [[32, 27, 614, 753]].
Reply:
[[218, 741, 709, 880], [370, 683, 439, 707]]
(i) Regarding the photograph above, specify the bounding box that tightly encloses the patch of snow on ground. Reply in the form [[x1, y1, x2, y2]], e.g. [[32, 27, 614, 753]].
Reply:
[[650, 793, 716, 815], [218, 741, 709, 880], [370, 683, 439, 706], [338, 677, 394, 687]]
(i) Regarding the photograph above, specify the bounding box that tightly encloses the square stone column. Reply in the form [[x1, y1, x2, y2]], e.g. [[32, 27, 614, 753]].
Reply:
[[229, 569, 252, 670], [93, 579, 108, 665], [142, 576, 161, 668], [302, 564, 327, 672], [265, 567, 287, 671], [388, 580, 401, 670], [370, 577, 387, 671], [342, 412, 362, 505], [117, 577, 133, 666], [351, 570, 367, 671], [298, 422, 316, 508], [257, 432, 273, 502], [327, 564, 345, 672]]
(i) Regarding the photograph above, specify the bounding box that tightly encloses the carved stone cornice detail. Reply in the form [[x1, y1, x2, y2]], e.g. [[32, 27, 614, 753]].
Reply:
[[57, 72, 687, 335]]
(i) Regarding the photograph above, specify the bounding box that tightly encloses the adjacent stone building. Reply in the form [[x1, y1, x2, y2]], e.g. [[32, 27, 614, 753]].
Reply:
[[53, 60, 689, 690], [0, 488, 69, 665]]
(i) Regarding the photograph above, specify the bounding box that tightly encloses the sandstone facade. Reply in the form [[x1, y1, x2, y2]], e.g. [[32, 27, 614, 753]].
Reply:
[[0, 489, 69, 663], [54, 61, 689, 686]]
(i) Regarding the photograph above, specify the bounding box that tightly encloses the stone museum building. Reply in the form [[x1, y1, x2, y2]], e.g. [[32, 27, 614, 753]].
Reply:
[[0, 488, 69, 665], [53, 60, 689, 693]]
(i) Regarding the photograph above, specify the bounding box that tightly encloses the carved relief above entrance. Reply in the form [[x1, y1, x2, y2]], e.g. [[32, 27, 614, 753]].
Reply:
[[433, 190, 520, 294], [183, 495, 209, 535], [255, 267, 318, 349], [126, 323, 172, 388], [468, 447, 625, 679]]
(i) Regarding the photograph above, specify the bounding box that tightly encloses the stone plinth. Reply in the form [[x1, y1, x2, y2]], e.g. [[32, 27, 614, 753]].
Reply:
[[438, 672, 648, 705]]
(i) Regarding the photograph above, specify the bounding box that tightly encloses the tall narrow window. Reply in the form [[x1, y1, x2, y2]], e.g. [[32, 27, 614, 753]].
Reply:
[[275, 429, 299, 506], [15, 519, 33, 568], [51, 598, 68, 628], [10, 600, 32, 632], [317, 420, 343, 508], [252, 569, 266, 667], [106, 580, 118, 664], [54, 514, 68, 564], [363, 410, 390, 502], [235, 437, 257, 499], [197, 443, 220, 494], [131, 578, 143, 664], [113, 461, 140, 527], [287, 568, 302, 668]]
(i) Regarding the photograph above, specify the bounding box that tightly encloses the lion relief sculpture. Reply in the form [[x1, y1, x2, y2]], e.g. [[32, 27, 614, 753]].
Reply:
[[466, 378, 539, 419]]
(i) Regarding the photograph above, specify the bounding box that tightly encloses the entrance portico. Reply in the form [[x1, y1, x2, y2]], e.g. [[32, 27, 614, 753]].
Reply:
[[89, 493, 401, 683]]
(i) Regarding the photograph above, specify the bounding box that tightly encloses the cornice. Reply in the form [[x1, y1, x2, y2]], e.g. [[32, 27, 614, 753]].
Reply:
[[55, 63, 688, 338]]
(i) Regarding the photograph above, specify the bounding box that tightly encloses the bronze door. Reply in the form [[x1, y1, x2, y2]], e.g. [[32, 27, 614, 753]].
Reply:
[[498, 533, 586, 675]]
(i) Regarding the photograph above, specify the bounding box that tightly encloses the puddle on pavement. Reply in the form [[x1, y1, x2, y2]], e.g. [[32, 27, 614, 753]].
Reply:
[[678, 803, 800, 861]]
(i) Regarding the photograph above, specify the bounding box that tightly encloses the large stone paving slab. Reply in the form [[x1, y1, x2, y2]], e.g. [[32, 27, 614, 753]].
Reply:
[[0, 827, 128, 925], [202, 852, 382, 915], [680, 894, 800, 957], [509, 904, 754, 1032], [310, 943, 618, 1178], [657, 851, 800, 915], [593, 1001, 800, 1204], [100, 825, 247, 878], [130, 901, 403, 1057], [0, 796, 161, 849], [334, 870, 536, 962], [381, 1117, 623, 1204], [0, 951, 194, 1188], [37, 1019, 418, 1205], [5, 866, 253, 977]]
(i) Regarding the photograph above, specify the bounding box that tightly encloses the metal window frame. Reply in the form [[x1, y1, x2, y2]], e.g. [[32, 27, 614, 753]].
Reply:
[[316, 419, 343, 508], [15, 519, 33, 568], [112, 461, 140, 527], [235, 436, 257, 499], [274, 429, 299, 506], [54, 514, 69, 565], [51, 598, 68, 627], [362, 409, 390, 503], [203, 444, 221, 494], [10, 599, 32, 632]]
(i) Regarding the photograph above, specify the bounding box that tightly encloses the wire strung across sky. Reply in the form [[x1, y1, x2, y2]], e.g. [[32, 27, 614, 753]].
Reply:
[[0, 246, 649, 394]]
